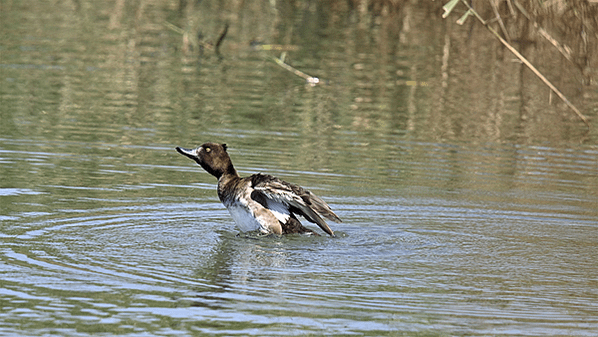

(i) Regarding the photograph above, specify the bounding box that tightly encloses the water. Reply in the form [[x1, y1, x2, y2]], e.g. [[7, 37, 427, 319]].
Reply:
[[2, 1, 598, 336]]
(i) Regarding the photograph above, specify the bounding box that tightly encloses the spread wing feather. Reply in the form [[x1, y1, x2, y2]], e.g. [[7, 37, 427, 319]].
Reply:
[[250, 174, 341, 236]]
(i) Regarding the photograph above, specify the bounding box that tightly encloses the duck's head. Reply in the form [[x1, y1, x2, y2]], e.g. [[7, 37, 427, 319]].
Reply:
[[175, 142, 235, 179]]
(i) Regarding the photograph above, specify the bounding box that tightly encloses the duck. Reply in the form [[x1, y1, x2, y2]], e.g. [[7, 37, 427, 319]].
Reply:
[[175, 142, 341, 236]]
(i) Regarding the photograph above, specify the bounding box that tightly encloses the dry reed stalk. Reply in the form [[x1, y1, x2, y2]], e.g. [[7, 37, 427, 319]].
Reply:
[[443, 0, 590, 128]]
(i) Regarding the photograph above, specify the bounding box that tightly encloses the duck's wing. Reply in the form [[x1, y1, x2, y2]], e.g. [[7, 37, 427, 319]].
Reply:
[[250, 174, 341, 236]]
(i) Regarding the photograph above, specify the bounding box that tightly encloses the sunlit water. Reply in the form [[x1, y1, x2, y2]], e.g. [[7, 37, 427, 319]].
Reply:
[[2, 133, 597, 336], [2, 1, 598, 336]]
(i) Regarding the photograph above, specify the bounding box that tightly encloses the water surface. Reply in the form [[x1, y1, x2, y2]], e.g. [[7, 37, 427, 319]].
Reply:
[[1, 1, 598, 336]]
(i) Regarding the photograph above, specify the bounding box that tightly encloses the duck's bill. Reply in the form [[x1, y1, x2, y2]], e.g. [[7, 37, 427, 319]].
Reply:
[[175, 146, 199, 161]]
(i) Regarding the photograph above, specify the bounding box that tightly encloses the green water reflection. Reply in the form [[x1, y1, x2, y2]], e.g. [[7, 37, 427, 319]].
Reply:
[[1, 0, 597, 336]]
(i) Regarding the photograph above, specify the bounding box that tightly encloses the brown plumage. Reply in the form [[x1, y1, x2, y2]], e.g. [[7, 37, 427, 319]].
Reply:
[[176, 142, 341, 236]]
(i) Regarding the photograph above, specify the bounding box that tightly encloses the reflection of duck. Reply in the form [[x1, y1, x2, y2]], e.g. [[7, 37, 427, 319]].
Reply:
[[176, 143, 341, 237]]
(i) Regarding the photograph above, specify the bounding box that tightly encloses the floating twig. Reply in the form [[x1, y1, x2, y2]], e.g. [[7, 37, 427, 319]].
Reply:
[[266, 55, 320, 86], [250, 43, 300, 52], [163, 21, 185, 35], [215, 23, 229, 58]]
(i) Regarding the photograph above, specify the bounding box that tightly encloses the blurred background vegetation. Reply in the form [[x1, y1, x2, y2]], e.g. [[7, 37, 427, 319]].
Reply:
[[2, 0, 597, 146]]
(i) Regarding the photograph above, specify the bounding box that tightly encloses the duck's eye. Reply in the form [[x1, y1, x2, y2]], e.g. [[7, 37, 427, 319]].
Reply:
[[205, 147, 211, 153]]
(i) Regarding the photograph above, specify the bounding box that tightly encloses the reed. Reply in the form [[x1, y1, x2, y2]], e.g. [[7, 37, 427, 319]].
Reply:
[[443, 0, 592, 128]]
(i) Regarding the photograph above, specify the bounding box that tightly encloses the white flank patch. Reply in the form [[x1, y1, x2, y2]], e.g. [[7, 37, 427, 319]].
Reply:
[[227, 204, 263, 233]]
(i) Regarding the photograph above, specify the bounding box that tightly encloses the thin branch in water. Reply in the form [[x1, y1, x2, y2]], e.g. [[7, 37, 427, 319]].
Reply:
[[215, 23, 229, 58], [163, 21, 185, 35], [266, 55, 320, 86]]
